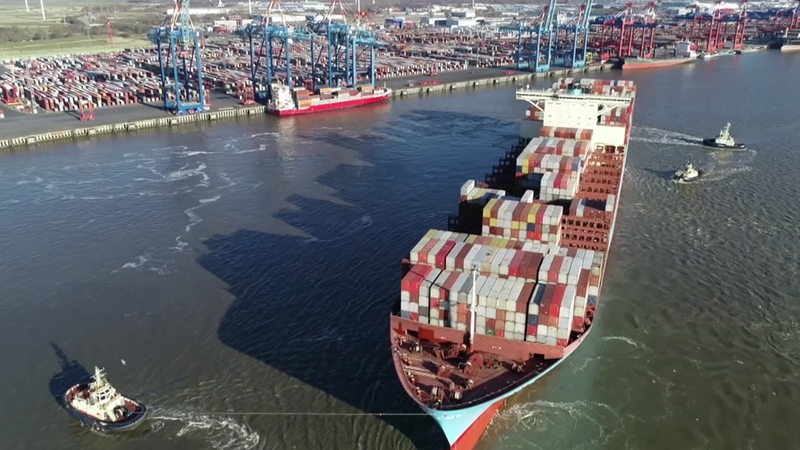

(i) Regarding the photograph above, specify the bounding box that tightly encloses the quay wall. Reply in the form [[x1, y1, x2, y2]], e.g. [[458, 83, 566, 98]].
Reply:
[[0, 65, 610, 151]]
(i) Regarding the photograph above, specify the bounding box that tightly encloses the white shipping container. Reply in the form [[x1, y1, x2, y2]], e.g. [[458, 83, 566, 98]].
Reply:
[[463, 245, 482, 271], [521, 190, 536, 203], [558, 256, 572, 284], [561, 285, 577, 319], [461, 180, 476, 197], [445, 242, 466, 271], [449, 272, 469, 302], [426, 239, 447, 265], [490, 248, 507, 275], [568, 257, 582, 285], [409, 235, 431, 263]]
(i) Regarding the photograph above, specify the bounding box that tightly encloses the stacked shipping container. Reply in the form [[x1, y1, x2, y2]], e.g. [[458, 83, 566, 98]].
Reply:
[[481, 197, 563, 247]]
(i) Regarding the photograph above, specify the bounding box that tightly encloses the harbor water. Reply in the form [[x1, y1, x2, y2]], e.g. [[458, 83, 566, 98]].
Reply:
[[0, 50, 798, 450]]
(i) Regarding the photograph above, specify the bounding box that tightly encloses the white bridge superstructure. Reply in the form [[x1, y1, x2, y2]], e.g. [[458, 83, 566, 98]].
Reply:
[[516, 80, 635, 148]]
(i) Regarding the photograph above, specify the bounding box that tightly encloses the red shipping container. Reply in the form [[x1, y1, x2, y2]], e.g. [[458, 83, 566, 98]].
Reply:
[[572, 316, 584, 329], [528, 253, 544, 280], [557, 338, 568, 346], [417, 239, 437, 264], [496, 329, 505, 338], [577, 269, 590, 298], [455, 244, 472, 270], [548, 285, 563, 317], [508, 250, 523, 277], [410, 312, 419, 322], [497, 309, 506, 322], [527, 324, 537, 336], [487, 318, 496, 329], [435, 241, 456, 268], [518, 282, 535, 313]]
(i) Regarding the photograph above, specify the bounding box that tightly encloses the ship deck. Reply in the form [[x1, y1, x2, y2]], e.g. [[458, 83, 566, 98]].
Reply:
[[391, 314, 592, 410]]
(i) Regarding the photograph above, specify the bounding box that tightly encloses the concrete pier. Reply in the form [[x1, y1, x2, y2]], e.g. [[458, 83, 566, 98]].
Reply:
[[0, 64, 610, 151]]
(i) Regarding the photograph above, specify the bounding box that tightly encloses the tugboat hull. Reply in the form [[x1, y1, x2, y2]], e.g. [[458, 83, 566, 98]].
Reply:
[[64, 384, 147, 432], [674, 169, 703, 183], [702, 138, 746, 149]]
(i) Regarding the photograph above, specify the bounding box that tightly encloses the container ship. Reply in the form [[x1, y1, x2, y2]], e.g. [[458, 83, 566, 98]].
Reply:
[[621, 55, 696, 70], [621, 41, 697, 70], [779, 29, 800, 52], [266, 83, 391, 116], [389, 77, 636, 449]]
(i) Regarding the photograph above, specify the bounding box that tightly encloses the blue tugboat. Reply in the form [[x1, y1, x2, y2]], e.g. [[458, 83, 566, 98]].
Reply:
[[64, 366, 147, 432]]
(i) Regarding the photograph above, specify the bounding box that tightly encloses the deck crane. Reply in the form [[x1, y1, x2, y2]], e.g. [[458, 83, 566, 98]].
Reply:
[[149, 0, 207, 115]]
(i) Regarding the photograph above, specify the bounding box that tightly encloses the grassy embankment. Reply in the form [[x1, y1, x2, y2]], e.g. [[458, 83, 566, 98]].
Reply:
[[0, 2, 160, 60]]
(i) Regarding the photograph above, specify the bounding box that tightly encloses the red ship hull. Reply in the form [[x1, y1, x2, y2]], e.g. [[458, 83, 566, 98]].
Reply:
[[267, 92, 390, 116], [622, 57, 695, 70]]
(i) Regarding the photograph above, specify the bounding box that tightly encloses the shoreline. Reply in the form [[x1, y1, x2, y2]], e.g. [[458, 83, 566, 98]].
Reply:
[[0, 64, 611, 151]]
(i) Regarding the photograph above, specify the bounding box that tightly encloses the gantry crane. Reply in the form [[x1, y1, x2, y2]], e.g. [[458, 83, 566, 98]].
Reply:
[[502, 0, 558, 72], [243, 0, 317, 102], [552, 0, 594, 68], [149, 0, 207, 115]]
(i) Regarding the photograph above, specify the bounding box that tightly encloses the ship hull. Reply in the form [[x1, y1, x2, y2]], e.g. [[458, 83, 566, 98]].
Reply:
[[621, 57, 695, 70], [702, 138, 746, 149], [405, 323, 594, 449], [267, 92, 390, 116], [64, 385, 147, 432]]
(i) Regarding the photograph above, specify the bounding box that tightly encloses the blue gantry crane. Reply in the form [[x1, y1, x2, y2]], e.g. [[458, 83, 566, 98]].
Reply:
[[149, 0, 207, 115], [243, 0, 317, 102], [552, 0, 594, 68], [312, 0, 384, 88], [502, 0, 558, 72]]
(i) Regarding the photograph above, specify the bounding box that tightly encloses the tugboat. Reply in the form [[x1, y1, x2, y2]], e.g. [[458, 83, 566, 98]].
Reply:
[[674, 162, 701, 182], [702, 123, 746, 149], [64, 366, 147, 432]]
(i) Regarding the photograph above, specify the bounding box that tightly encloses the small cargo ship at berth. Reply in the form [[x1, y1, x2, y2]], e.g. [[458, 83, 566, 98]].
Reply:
[[621, 41, 697, 70], [390, 77, 636, 449], [266, 83, 391, 116]]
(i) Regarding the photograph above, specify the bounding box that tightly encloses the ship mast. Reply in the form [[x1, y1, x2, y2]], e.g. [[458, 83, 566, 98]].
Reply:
[[469, 267, 477, 350]]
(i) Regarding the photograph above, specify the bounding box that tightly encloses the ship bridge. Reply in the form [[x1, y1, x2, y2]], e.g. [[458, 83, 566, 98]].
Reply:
[[516, 78, 636, 147]]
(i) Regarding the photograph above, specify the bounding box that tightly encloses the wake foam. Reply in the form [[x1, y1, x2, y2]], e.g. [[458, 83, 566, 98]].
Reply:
[[148, 408, 260, 450]]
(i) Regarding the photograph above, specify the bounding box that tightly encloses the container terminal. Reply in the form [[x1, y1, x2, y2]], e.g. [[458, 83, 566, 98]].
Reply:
[[0, 0, 797, 146]]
